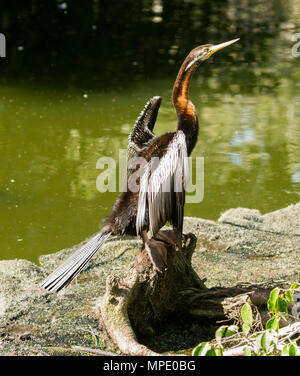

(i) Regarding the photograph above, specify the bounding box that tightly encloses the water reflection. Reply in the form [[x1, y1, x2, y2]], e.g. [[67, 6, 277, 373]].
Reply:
[[0, 0, 300, 262], [228, 152, 242, 165], [0, 0, 296, 87]]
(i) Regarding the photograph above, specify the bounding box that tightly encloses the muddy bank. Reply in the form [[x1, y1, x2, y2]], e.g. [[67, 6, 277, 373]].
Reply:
[[0, 203, 299, 355]]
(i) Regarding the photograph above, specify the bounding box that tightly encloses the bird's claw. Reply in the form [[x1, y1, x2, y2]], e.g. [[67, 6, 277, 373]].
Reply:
[[145, 239, 167, 273], [154, 229, 177, 245]]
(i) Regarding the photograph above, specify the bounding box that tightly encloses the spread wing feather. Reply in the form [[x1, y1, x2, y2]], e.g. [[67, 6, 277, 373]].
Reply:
[[127, 96, 162, 171], [136, 131, 189, 240], [128, 95, 161, 147], [40, 232, 111, 291]]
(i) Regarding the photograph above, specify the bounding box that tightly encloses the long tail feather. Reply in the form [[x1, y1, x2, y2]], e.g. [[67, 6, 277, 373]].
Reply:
[[40, 231, 111, 292]]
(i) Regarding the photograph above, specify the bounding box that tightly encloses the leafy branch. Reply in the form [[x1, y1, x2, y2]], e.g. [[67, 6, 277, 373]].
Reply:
[[192, 283, 300, 356]]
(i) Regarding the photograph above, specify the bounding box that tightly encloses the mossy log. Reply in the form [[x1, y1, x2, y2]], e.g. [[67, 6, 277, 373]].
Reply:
[[97, 233, 278, 355]]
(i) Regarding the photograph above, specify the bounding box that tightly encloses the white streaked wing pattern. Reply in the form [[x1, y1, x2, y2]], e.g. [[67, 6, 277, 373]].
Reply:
[[136, 131, 189, 237], [40, 232, 111, 291]]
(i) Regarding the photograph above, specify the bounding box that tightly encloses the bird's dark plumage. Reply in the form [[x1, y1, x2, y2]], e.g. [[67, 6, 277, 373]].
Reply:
[[41, 39, 239, 291]]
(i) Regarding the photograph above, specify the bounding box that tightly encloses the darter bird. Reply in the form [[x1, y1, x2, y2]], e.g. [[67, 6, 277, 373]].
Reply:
[[40, 38, 239, 291]]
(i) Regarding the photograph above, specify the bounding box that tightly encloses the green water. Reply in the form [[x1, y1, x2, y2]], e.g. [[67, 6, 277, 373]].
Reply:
[[1, 65, 300, 262], [1, 1, 300, 262]]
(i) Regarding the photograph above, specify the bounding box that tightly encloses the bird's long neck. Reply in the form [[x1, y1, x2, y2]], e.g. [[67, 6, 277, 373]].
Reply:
[[172, 58, 199, 155]]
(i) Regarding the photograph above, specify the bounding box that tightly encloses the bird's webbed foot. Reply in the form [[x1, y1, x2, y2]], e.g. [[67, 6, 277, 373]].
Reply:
[[141, 230, 167, 273], [154, 229, 183, 251], [145, 239, 167, 273], [153, 229, 177, 245]]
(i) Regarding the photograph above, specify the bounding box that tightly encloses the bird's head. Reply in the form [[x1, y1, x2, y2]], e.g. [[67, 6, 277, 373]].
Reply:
[[184, 38, 240, 71]]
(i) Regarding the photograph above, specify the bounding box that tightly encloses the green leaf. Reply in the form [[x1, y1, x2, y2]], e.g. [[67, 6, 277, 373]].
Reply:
[[267, 288, 280, 312], [281, 343, 299, 356], [255, 333, 264, 353], [241, 303, 253, 327], [276, 296, 288, 313], [260, 331, 272, 353], [243, 346, 252, 356], [265, 316, 279, 332], [288, 344, 298, 356], [225, 325, 239, 337], [214, 346, 223, 356], [290, 282, 299, 290], [268, 329, 279, 347], [206, 348, 217, 356], [242, 323, 251, 336], [281, 344, 290, 356], [215, 326, 228, 341], [192, 342, 211, 356], [284, 290, 295, 305]]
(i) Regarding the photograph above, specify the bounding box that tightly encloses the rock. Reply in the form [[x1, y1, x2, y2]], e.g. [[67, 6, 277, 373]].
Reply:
[[0, 259, 43, 320], [0, 238, 138, 355], [0, 203, 299, 355], [184, 202, 300, 288], [218, 207, 263, 230], [262, 203, 300, 235]]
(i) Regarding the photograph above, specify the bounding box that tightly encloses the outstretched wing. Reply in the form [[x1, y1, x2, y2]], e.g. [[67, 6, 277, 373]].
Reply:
[[127, 96, 162, 169], [136, 130, 189, 243]]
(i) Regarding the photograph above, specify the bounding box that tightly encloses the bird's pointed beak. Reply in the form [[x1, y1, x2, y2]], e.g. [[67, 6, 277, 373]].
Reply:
[[208, 38, 240, 57]]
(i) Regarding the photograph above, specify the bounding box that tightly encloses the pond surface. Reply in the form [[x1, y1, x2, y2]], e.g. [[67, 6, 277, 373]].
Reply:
[[0, 1, 300, 262]]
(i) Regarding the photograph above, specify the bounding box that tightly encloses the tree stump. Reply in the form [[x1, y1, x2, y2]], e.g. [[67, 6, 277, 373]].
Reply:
[[97, 233, 283, 355]]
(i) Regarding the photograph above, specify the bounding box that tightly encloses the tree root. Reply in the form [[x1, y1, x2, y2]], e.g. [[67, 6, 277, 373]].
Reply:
[[97, 273, 160, 356], [186, 284, 276, 328], [96, 233, 290, 355]]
